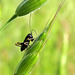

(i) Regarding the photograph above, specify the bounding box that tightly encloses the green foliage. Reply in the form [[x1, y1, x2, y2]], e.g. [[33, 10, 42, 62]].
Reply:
[[16, 0, 47, 16], [0, 0, 47, 31], [14, 53, 39, 75], [14, 1, 64, 75], [0, 0, 75, 75]]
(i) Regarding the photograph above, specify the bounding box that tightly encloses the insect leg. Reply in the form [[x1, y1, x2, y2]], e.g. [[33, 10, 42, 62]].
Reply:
[[24, 42, 31, 47], [24, 42, 29, 45], [15, 42, 22, 47], [27, 38, 34, 41]]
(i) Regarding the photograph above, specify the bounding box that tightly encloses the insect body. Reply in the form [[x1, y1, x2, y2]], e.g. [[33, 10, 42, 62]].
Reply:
[[15, 33, 34, 51], [15, 14, 37, 51]]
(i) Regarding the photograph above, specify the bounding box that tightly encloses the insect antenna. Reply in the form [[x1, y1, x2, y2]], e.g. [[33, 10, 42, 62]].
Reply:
[[29, 14, 37, 36], [29, 14, 32, 33], [31, 29, 37, 36]]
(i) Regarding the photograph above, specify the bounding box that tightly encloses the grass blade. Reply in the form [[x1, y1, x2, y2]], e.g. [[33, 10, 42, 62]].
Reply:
[[0, 14, 17, 31], [14, 53, 39, 75], [0, 0, 47, 31], [16, 0, 47, 16]]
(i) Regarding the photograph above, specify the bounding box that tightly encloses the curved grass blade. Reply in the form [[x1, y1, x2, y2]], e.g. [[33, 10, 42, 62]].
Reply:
[[16, 0, 47, 16], [0, 14, 17, 31], [0, 0, 47, 31], [14, 53, 39, 75], [14, 0, 65, 75]]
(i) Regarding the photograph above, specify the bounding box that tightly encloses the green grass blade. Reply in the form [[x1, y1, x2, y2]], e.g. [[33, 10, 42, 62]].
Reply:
[[0, 14, 17, 31], [60, 31, 69, 75], [0, 0, 47, 31], [14, 53, 39, 75], [16, 0, 47, 16], [14, 0, 64, 75]]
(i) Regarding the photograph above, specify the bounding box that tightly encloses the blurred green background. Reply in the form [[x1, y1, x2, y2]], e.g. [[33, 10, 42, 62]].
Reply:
[[0, 0, 75, 75]]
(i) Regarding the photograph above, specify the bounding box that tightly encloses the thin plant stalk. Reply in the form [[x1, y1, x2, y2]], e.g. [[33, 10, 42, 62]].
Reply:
[[60, 30, 69, 75]]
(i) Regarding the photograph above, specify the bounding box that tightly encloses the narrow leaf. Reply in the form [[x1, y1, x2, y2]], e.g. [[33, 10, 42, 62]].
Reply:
[[0, 14, 17, 31], [16, 0, 47, 16], [14, 53, 39, 75]]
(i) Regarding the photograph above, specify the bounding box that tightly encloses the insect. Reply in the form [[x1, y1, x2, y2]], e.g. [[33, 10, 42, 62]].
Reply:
[[15, 14, 35, 51]]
